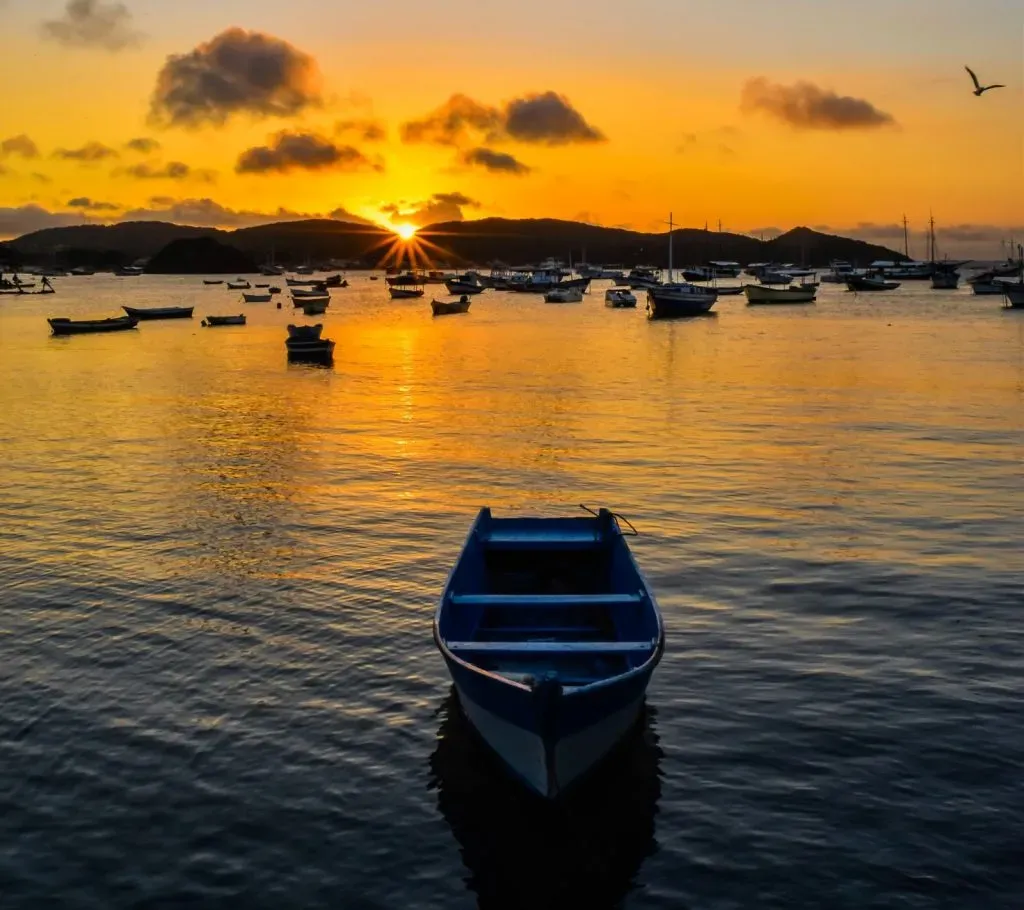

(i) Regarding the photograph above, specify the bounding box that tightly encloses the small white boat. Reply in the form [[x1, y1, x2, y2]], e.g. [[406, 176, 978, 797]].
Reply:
[[242, 292, 272, 303], [544, 286, 584, 303], [604, 288, 637, 308]]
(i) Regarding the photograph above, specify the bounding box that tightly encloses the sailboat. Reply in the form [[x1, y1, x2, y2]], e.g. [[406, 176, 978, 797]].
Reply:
[[927, 216, 962, 289], [646, 214, 718, 319]]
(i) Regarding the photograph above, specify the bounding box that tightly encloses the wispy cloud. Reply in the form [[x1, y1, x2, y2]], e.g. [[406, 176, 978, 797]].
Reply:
[[381, 192, 480, 227], [67, 197, 120, 211], [334, 119, 387, 142], [1, 135, 40, 159], [149, 28, 322, 128], [235, 131, 382, 175], [52, 141, 120, 162], [741, 78, 896, 130], [460, 147, 532, 175], [41, 0, 141, 52], [115, 160, 215, 181], [124, 137, 161, 154], [401, 91, 605, 147]]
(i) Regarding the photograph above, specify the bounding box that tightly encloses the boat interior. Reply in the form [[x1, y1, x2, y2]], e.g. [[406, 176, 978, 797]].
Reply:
[[439, 510, 659, 685]]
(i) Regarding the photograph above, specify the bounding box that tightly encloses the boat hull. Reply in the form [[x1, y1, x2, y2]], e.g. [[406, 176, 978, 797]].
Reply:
[[744, 285, 817, 304], [432, 299, 471, 315], [122, 306, 194, 320], [389, 288, 424, 299], [444, 280, 485, 296], [646, 287, 716, 318], [1003, 286, 1024, 308], [48, 316, 138, 335], [846, 277, 900, 292], [203, 315, 246, 326], [442, 652, 656, 798]]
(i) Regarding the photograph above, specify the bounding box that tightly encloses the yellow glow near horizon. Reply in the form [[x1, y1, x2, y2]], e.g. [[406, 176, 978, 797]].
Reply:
[[394, 223, 417, 241]]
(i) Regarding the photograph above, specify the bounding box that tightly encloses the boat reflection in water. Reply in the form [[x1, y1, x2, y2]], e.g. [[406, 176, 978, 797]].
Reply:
[[429, 689, 663, 909]]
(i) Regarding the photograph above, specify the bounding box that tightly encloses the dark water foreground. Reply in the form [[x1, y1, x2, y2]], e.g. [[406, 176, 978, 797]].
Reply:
[[1, 276, 1022, 907]]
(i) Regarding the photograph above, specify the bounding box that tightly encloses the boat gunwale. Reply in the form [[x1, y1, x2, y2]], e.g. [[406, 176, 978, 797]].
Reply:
[[433, 508, 665, 697]]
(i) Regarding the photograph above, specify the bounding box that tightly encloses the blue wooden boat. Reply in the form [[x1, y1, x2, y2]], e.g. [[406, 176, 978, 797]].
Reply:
[[434, 507, 664, 798]]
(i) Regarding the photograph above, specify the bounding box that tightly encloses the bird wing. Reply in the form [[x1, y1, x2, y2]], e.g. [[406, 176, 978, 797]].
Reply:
[[965, 65, 981, 89], [985, 84, 1006, 91]]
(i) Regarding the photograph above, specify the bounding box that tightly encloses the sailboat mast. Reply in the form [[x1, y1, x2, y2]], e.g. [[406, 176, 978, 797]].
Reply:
[[667, 212, 674, 283], [902, 214, 910, 259]]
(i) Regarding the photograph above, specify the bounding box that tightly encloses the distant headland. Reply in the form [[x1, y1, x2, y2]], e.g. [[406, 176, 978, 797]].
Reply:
[[0, 217, 906, 273]]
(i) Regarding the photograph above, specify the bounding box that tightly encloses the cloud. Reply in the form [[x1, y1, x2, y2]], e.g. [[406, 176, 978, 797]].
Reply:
[[149, 28, 323, 128], [334, 119, 386, 142], [1, 135, 40, 159], [0, 204, 98, 239], [120, 197, 373, 228], [400, 94, 503, 146], [741, 78, 896, 130], [124, 137, 161, 154], [52, 141, 120, 162], [460, 147, 531, 174], [504, 92, 605, 144], [41, 0, 141, 51], [676, 126, 743, 156], [382, 192, 480, 227], [67, 197, 120, 211], [31, 173, 53, 184], [400, 91, 605, 147], [235, 131, 381, 174], [116, 160, 214, 181]]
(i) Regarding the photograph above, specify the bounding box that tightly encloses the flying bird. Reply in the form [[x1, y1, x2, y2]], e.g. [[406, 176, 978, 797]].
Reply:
[[965, 66, 1005, 96]]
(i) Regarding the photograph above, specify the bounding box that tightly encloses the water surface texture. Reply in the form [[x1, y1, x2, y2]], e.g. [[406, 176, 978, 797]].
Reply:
[[1, 275, 1022, 908]]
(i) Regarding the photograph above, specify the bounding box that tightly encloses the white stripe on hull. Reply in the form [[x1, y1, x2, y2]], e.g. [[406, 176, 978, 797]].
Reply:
[[456, 686, 645, 798]]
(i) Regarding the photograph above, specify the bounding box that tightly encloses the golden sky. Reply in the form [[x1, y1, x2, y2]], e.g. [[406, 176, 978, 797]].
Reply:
[[0, 0, 1021, 255]]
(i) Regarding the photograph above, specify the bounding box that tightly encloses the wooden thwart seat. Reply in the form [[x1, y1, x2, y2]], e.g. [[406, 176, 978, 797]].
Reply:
[[480, 529, 604, 549], [445, 640, 653, 654], [450, 592, 644, 608]]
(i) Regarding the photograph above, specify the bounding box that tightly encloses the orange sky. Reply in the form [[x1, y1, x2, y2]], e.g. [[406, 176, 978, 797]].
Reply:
[[0, 1, 1021, 254]]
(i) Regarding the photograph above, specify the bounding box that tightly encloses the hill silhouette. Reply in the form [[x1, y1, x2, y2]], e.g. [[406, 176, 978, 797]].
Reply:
[[146, 237, 257, 274], [3, 217, 904, 270]]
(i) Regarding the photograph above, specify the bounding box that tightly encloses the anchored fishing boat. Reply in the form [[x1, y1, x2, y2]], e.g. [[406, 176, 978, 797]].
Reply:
[[744, 284, 817, 304], [122, 305, 193, 320], [445, 274, 486, 296], [847, 275, 900, 292], [646, 214, 717, 318], [48, 315, 138, 335], [604, 288, 637, 308], [202, 314, 246, 326], [432, 296, 472, 315], [285, 323, 334, 363], [544, 286, 584, 303], [434, 506, 664, 799], [242, 292, 272, 303], [389, 286, 425, 300]]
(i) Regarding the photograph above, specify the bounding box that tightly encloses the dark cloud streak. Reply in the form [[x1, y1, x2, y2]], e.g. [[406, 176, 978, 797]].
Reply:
[[461, 147, 532, 174], [741, 78, 896, 130], [235, 131, 381, 175]]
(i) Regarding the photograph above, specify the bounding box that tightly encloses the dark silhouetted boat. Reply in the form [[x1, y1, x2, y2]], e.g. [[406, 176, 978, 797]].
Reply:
[[285, 323, 334, 363], [434, 506, 664, 798], [744, 284, 817, 304], [202, 314, 246, 326], [122, 305, 193, 320], [432, 297, 471, 315], [48, 315, 138, 335], [847, 275, 900, 292], [604, 288, 637, 308], [445, 274, 486, 296], [389, 286, 424, 300]]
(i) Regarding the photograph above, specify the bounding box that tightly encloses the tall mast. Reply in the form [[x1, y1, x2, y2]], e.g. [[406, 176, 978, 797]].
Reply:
[[902, 214, 910, 259], [667, 212, 674, 283], [929, 213, 936, 262]]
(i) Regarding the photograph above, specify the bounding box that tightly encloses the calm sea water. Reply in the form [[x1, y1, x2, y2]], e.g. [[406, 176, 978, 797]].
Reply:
[[1, 274, 1022, 909]]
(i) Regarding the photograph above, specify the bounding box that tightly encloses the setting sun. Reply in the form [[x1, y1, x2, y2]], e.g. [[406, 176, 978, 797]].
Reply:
[[395, 223, 417, 241]]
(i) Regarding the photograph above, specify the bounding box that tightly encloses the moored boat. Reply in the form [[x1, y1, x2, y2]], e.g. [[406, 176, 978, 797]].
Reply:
[[846, 275, 900, 292], [226, 280, 251, 290], [389, 286, 425, 299], [290, 286, 329, 298], [242, 292, 272, 303], [544, 286, 584, 303], [48, 315, 138, 335], [646, 214, 717, 318], [433, 506, 664, 799], [203, 279, 224, 286], [432, 296, 472, 315], [285, 324, 334, 362], [744, 284, 817, 304], [302, 299, 329, 315], [604, 288, 637, 308], [931, 269, 960, 290], [444, 275, 486, 296], [202, 314, 246, 326], [122, 305, 194, 320], [1003, 285, 1024, 308]]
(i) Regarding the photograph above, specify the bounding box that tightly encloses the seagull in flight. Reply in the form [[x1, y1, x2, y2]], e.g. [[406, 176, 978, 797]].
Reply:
[[965, 65, 1005, 96]]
